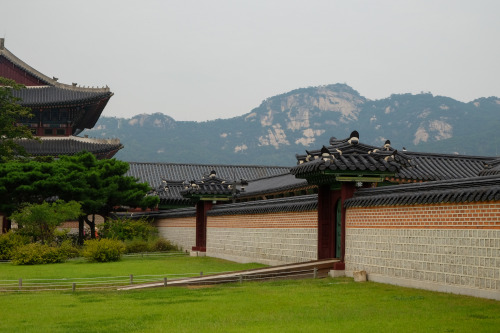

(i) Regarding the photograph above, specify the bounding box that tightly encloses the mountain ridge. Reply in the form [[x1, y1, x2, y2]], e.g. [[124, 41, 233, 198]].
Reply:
[[83, 84, 500, 165]]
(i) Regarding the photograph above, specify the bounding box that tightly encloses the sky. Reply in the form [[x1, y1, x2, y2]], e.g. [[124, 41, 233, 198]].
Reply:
[[1, 0, 499, 122]]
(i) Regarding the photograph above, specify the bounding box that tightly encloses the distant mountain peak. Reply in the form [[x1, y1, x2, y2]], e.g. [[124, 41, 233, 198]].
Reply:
[[84, 84, 500, 165]]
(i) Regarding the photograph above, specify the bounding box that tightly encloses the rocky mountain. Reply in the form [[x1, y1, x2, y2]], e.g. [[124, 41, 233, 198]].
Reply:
[[82, 84, 500, 166]]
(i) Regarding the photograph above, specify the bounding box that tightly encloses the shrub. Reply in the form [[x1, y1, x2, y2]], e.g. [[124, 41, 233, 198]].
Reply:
[[9, 200, 81, 244], [149, 238, 178, 252], [58, 239, 81, 259], [98, 217, 158, 241], [82, 239, 125, 262], [11, 243, 65, 265], [124, 238, 150, 254], [0, 231, 30, 260]]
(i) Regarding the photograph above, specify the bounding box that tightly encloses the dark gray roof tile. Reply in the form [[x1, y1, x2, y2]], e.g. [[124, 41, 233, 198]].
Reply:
[[16, 136, 123, 158], [13, 86, 112, 107], [207, 194, 318, 216], [345, 175, 500, 207]]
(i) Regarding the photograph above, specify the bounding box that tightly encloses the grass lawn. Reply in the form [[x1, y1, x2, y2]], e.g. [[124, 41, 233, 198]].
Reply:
[[0, 255, 266, 280], [1, 257, 499, 332]]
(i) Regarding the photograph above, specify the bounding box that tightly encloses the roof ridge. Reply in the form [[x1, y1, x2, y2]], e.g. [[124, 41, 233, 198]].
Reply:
[[247, 172, 293, 181], [127, 161, 289, 168], [405, 151, 494, 160], [353, 175, 500, 198], [0, 43, 110, 93]]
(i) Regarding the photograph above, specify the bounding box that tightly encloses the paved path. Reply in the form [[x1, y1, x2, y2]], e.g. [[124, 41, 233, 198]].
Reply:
[[118, 259, 339, 291]]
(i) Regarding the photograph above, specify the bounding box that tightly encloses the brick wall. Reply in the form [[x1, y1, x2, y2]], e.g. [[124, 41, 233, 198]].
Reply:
[[155, 217, 196, 251], [345, 201, 500, 300], [206, 211, 317, 265]]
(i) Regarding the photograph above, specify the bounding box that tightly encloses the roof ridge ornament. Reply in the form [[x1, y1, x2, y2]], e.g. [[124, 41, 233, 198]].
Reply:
[[348, 130, 359, 145]]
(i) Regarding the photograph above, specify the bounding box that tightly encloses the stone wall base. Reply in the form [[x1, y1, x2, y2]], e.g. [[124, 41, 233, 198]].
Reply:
[[190, 251, 206, 257], [345, 271, 500, 301]]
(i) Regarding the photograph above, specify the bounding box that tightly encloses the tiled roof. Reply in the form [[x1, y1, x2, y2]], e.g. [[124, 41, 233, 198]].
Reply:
[[239, 173, 310, 198], [127, 162, 290, 205], [394, 151, 491, 181], [291, 131, 413, 179], [1, 40, 112, 133], [127, 162, 290, 189], [180, 171, 242, 199], [153, 180, 194, 205], [12, 86, 113, 107], [291, 130, 494, 182], [0, 42, 112, 96], [207, 194, 318, 216], [148, 207, 197, 219], [16, 136, 123, 159], [345, 175, 500, 208], [113, 207, 197, 219], [479, 158, 500, 176]]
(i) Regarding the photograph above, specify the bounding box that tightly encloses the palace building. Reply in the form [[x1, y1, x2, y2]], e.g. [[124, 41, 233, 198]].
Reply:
[[0, 38, 122, 159], [2, 39, 499, 300]]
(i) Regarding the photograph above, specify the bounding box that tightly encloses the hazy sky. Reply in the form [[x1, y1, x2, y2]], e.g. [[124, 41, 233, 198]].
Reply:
[[2, 1, 499, 121]]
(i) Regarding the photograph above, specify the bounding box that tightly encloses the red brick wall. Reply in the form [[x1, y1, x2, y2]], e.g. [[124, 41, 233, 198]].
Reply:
[[346, 202, 500, 229], [155, 217, 196, 228], [207, 211, 317, 229]]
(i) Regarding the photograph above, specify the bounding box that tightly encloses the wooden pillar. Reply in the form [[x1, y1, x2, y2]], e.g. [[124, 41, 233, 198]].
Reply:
[[192, 201, 212, 252], [1, 215, 11, 234], [339, 182, 356, 263], [317, 185, 341, 259]]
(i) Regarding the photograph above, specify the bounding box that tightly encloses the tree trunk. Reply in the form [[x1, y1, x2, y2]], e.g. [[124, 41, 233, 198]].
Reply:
[[84, 215, 96, 240], [78, 216, 85, 245]]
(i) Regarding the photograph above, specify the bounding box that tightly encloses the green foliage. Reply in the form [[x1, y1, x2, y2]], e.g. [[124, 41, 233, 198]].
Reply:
[[123, 237, 179, 253], [0, 76, 37, 162], [149, 238, 178, 252], [58, 239, 81, 259], [0, 151, 159, 244], [124, 238, 150, 253], [0, 151, 159, 215], [82, 238, 125, 262], [0, 231, 29, 260], [10, 200, 82, 244], [99, 217, 158, 241], [0, 272, 499, 332], [11, 243, 65, 265]]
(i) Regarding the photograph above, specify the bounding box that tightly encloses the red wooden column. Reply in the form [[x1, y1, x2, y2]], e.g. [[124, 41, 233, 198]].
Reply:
[[317, 185, 341, 259], [332, 182, 356, 270], [192, 201, 213, 252], [1, 214, 11, 234]]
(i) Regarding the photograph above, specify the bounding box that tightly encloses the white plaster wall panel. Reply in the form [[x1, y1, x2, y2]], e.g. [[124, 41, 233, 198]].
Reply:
[[207, 228, 317, 265], [345, 228, 500, 295]]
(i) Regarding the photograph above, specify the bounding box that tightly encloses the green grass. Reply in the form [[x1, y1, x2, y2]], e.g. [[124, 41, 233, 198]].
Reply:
[[0, 255, 266, 280], [0, 257, 499, 332]]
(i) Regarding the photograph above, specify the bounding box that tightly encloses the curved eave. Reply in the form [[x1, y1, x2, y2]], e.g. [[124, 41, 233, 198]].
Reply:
[[17, 90, 113, 108], [345, 175, 500, 208], [208, 194, 318, 216], [17, 137, 123, 159], [1, 46, 111, 93], [0, 47, 54, 85]]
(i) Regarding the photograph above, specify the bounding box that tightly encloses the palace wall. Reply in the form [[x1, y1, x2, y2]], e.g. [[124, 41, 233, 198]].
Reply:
[[206, 211, 317, 265], [155, 217, 196, 252], [154, 199, 499, 300], [345, 202, 500, 300]]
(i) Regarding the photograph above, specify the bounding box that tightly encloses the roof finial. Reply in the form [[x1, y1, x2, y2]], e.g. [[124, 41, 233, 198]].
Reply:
[[348, 130, 359, 145]]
